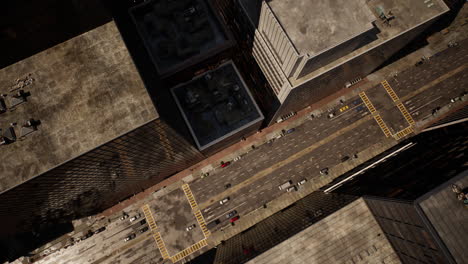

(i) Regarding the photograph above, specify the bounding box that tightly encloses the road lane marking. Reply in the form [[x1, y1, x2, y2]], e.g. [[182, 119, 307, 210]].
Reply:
[[399, 63, 467, 102], [197, 115, 374, 210]]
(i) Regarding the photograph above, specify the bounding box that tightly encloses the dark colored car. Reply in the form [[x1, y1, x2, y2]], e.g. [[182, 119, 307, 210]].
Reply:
[[340, 156, 350, 162], [139, 226, 149, 233], [80, 231, 93, 241], [94, 227, 106, 234], [124, 233, 136, 242], [230, 216, 240, 223], [139, 219, 147, 226], [320, 168, 329, 175], [226, 210, 237, 219]]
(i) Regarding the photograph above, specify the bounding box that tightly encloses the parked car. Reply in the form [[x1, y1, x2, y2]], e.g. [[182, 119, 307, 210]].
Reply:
[[230, 216, 240, 223], [129, 214, 140, 222], [94, 227, 106, 235], [139, 226, 149, 234], [220, 161, 231, 168], [224, 183, 232, 189], [327, 112, 336, 119], [320, 168, 329, 175], [341, 156, 350, 162], [278, 180, 293, 190], [226, 210, 237, 219], [219, 197, 230, 205], [186, 224, 196, 231], [139, 219, 147, 226], [80, 231, 93, 241], [286, 186, 297, 192], [283, 128, 295, 135], [297, 179, 307, 186], [123, 233, 136, 242]]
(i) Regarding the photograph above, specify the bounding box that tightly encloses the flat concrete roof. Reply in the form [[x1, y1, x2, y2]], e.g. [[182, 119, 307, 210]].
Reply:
[[267, 0, 375, 56], [130, 0, 231, 77], [418, 170, 468, 264], [248, 198, 401, 264], [171, 61, 263, 150], [268, 0, 448, 58], [0, 21, 158, 193], [291, 0, 449, 86]]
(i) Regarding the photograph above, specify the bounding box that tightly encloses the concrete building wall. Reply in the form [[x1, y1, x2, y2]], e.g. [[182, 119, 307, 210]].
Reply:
[[258, 1, 299, 77], [0, 119, 204, 235], [269, 18, 440, 122], [365, 198, 454, 263]]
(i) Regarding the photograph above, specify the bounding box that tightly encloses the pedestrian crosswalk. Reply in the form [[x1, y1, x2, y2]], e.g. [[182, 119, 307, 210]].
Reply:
[[141, 204, 170, 260], [373, 114, 392, 138], [396, 102, 415, 125], [381, 80, 400, 102], [182, 184, 211, 238], [170, 239, 208, 263], [359, 92, 376, 113]]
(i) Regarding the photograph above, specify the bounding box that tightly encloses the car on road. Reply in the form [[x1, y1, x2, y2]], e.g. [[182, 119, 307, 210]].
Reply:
[[129, 214, 141, 222], [94, 227, 106, 234], [124, 233, 136, 242], [186, 224, 196, 231], [224, 183, 232, 189], [207, 219, 221, 229], [219, 197, 230, 205], [320, 168, 329, 175], [341, 156, 350, 162], [139, 226, 149, 233], [120, 214, 129, 221], [286, 186, 297, 192], [230, 216, 240, 223], [297, 179, 307, 186], [220, 161, 231, 168], [327, 112, 336, 119], [226, 210, 237, 219]]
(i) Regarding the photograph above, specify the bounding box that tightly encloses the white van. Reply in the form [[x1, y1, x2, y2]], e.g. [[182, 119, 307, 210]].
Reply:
[[279, 180, 293, 190]]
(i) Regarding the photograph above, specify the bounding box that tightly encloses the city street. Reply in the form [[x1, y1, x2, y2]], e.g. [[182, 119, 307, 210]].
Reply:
[[24, 21, 467, 264]]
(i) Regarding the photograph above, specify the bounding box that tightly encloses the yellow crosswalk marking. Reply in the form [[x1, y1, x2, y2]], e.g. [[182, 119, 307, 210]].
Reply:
[[141, 204, 170, 259], [182, 184, 211, 238], [396, 103, 415, 125], [359, 92, 376, 113], [170, 239, 208, 263], [373, 114, 392, 138], [381, 80, 400, 102], [393, 126, 414, 140]]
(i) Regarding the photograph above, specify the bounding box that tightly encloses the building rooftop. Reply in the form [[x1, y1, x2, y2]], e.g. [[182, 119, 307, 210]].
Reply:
[[248, 198, 401, 264], [171, 61, 263, 150], [267, 0, 375, 56], [267, 0, 448, 58], [130, 0, 231, 77], [418, 170, 468, 264], [0, 21, 158, 194]]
